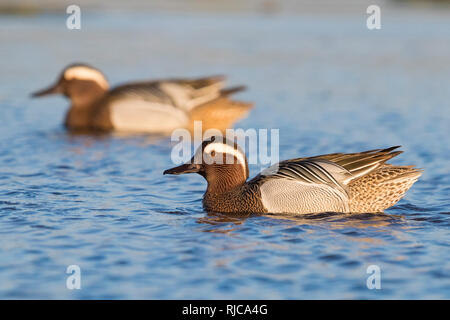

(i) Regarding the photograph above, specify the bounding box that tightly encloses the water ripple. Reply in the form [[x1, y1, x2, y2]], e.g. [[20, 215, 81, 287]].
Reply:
[[0, 11, 449, 299]]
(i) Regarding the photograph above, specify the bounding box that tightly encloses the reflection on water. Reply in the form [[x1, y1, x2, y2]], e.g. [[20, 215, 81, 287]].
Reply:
[[198, 211, 406, 234], [196, 212, 410, 252], [0, 9, 449, 299]]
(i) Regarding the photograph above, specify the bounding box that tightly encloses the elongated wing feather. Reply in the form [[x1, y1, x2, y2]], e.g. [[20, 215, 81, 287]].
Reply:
[[281, 146, 403, 184], [255, 158, 352, 196], [106, 75, 247, 113], [252, 159, 352, 214], [107, 82, 175, 105]]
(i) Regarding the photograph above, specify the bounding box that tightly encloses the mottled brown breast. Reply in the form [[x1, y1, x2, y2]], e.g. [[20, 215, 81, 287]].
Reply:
[[89, 100, 114, 131], [202, 182, 267, 215]]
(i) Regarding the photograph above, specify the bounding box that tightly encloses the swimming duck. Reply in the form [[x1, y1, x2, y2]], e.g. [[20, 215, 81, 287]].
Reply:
[[164, 137, 422, 215], [31, 63, 252, 133]]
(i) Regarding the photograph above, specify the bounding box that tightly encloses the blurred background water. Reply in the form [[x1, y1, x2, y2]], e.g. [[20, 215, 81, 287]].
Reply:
[[0, 0, 449, 299]]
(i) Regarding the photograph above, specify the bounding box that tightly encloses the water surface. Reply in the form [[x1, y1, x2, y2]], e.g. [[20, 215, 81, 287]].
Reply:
[[0, 10, 449, 299]]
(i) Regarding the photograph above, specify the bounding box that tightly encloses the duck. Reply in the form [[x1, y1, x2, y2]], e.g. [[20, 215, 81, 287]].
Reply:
[[163, 136, 422, 215], [31, 63, 252, 134]]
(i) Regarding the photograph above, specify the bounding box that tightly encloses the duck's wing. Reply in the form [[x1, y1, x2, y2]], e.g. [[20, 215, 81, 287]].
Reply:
[[102, 76, 246, 133], [283, 146, 403, 183], [250, 158, 352, 214], [255, 159, 352, 195], [168, 75, 226, 92], [107, 81, 176, 106], [159, 76, 247, 111], [107, 76, 245, 111], [249, 147, 404, 214]]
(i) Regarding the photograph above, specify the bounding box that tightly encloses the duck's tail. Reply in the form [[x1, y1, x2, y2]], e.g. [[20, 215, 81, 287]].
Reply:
[[188, 97, 253, 134], [220, 85, 247, 96], [348, 165, 423, 213]]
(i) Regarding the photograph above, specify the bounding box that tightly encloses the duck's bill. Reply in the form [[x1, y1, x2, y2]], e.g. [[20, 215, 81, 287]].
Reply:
[[163, 163, 200, 175], [31, 83, 62, 97]]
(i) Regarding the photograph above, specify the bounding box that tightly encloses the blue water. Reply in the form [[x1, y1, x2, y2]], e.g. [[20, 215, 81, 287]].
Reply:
[[0, 10, 449, 299]]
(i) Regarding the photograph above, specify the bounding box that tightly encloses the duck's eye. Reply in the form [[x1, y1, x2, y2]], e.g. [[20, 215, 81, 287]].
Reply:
[[210, 151, 216, 157]]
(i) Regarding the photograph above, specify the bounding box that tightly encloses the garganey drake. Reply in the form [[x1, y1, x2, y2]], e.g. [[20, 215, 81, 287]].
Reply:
[[31, 63, 252, 134], [164, 137, 422, 215]]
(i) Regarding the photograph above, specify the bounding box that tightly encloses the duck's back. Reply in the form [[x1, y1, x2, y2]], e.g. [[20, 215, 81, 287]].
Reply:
[[250, 146, 422, 214], [96, 76, 235, 133]]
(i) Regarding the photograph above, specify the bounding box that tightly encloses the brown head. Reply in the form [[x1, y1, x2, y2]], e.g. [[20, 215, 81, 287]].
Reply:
[[31, 63, 109, 108], [164, 136, 249, 194]]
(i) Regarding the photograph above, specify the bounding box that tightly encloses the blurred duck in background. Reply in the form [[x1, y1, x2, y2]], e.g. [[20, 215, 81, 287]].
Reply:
[[31, 63, 252, 134]]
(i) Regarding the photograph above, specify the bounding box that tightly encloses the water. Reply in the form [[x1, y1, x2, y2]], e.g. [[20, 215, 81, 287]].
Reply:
[[0, 9, 449, 299]]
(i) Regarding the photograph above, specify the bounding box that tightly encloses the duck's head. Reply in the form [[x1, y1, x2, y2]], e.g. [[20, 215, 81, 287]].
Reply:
[[164, 136, 249, 193], [31, 63, 109, 106]]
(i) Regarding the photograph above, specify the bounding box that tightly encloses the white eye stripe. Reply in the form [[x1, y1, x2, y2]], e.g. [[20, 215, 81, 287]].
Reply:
[[204, 142, 247, 176], [64, 67, 109, 90]]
